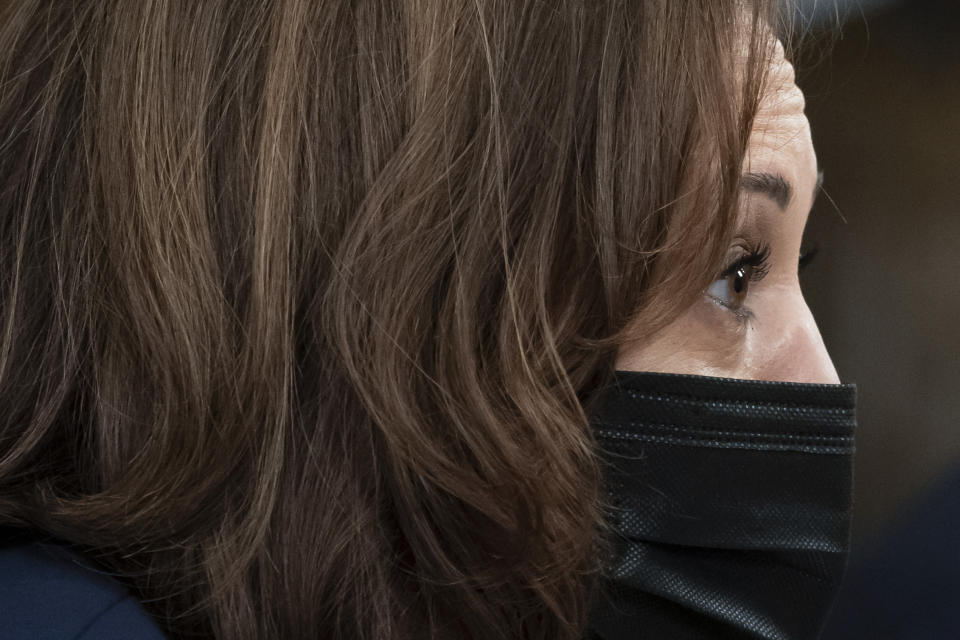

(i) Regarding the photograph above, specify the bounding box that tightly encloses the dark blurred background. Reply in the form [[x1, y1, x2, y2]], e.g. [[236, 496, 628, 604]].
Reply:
[[795, 0, 959, 637]]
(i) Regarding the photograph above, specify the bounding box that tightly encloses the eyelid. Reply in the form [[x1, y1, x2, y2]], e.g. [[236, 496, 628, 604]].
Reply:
[[719, 241, 771, 281], [706, 291, 756, 327]]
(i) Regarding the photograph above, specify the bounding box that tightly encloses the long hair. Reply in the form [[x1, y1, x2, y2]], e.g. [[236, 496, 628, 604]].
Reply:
[[0, 1, 786, 638]]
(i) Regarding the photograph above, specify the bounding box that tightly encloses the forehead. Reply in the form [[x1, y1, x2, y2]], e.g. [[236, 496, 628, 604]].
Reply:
[[742, 39, 817, 211]]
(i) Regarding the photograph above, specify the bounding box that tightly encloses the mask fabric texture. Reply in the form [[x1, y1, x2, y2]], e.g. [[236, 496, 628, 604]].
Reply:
[[583, 370, 857, 640]]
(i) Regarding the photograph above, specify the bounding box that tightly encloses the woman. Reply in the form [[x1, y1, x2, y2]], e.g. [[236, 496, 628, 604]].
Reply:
[[0, 1, 856, 639]]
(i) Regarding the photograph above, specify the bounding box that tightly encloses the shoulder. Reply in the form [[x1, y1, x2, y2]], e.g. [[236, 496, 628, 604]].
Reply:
[[0, 538, 167, 639]]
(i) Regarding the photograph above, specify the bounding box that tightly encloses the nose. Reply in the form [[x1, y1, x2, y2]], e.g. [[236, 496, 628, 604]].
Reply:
[[760, 298, 841, 384]]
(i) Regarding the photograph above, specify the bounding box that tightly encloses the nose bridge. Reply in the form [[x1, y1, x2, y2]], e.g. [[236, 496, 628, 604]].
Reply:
[[786, 298, 841, 384], [757, 293, 840, 384]]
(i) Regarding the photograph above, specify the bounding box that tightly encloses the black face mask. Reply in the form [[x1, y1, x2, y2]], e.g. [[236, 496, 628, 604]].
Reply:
[[583, 370, 857, 640]]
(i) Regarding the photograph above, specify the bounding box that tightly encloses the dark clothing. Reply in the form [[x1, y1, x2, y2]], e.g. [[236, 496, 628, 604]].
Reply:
[[0, 536, 166, 639], [820, 464, 960, 640]]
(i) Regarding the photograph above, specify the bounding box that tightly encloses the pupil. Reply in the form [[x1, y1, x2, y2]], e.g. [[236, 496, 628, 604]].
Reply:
[[733, 267, 746, 294]]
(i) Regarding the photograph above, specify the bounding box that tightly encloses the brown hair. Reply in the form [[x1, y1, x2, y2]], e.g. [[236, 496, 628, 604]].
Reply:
[[0, 1, 787, 638]]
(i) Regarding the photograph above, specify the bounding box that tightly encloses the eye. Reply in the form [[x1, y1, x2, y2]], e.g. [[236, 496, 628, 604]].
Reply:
[[798, 241, 819, 273], [707, 264, 756, 311], [705, 242, 771, 321]]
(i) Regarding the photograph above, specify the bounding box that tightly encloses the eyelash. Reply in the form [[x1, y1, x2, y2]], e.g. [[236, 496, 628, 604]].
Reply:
[[721, 241, 772, 281]]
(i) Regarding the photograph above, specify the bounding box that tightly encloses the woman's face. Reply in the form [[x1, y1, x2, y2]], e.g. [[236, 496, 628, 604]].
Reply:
[[616, 40, 840, 384]]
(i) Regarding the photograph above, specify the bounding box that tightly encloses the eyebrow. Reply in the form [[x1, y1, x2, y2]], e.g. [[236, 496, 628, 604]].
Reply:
[[739, 169, 825, 211]]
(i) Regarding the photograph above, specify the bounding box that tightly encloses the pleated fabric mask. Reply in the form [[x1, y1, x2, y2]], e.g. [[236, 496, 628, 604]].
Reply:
[[584, 370, 857, 640]]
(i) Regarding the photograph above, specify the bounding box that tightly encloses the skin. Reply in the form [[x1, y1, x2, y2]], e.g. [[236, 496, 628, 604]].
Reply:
[[615, 39, 841, 384]]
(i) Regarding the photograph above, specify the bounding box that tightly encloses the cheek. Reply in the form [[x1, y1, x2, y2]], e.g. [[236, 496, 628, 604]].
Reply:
[[614, 299, 756, 378], [614, 308, 735, 376], [614, 285, 840, 385]]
